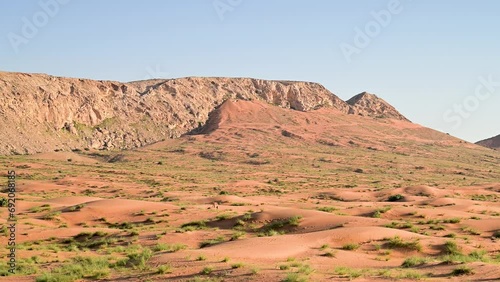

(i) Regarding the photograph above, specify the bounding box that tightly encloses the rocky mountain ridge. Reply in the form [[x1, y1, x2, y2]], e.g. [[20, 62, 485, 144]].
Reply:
[[0, 71, 409, 155]]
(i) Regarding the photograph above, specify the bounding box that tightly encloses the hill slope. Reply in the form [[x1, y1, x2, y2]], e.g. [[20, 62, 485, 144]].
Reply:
[[476, 134, 500, 149], [0, 71, 407, 155]]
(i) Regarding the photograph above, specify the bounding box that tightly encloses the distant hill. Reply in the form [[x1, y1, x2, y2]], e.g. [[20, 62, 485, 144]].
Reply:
[[0, 71, 409, 155], [476, 134, 500, 149]]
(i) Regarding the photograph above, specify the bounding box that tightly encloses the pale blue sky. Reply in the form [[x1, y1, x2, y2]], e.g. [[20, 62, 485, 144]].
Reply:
[[1, 0, 499, 142]]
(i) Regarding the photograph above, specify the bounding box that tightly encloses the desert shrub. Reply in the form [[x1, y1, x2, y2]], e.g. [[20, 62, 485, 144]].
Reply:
[[388, 194, 405, 202], [29, 204, 51, 213], [283, 272, 308, 282], [322, 251, 336, 257], [156, 264, 172, 274], [180, 220, 207, 231], [201, 266, 214, 275], [67, 204, 85, 212], [442, 218, 461, 223], [317, 206, 336, 213], [196, 255, 207, 261], [341, 243, 360, 250], [215, 213, 232, 221], [401, 256, 429, 268], [451, 265, 474, 276], [127, 248, 153, 269], [334, 266, 362, 279], [36, 256, 111, 282], [152, 243, 187, 253], [231, 263, 244, 269], [279, 264, 290, 270], [461, 226, 481, 235], [250, 267, 260, 275], [443, 240, 462, 255], [42, 211, 61, 220], [230, 231, 245, 241], [262, 216, 302, 231], [200, 236, 225, 248], [430, 225, 445, 230], [386, 236, 422, 251]]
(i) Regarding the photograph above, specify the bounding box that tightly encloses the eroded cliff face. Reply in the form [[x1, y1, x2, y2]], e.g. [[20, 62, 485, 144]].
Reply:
[[0, 72, 408, 155]]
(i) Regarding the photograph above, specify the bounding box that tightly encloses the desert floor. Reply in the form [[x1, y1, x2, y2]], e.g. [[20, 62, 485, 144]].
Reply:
[[1, 101, 499, 281]]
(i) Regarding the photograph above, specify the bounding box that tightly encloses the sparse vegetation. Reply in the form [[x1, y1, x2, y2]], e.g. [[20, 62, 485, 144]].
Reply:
[[152, 243, 187, 253], [316, 206, 337, 213], [29, 204, 51, 213], [401, 256, 430, 268], [201, 266, 214, 275], [386, 236, 422, 251], [443, 240, 462, 255], [341, 243, 360, 250], [200, 236, 225, 248], [334, 266, 362, 279], [451, 265, 474, 276]]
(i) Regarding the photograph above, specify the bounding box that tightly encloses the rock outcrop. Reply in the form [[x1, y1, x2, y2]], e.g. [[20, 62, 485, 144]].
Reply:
[[0, 71, 409, 154], [347, 92, 410, 121]]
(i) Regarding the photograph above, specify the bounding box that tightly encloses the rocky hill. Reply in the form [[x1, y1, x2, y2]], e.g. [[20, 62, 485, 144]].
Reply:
[[0, 71, 409, 155], [347, 92, 409, 121], [476, 134, 500, 149]]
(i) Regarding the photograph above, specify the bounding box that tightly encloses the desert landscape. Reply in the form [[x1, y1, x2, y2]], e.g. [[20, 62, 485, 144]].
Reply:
[[0, 72, 499, 281]]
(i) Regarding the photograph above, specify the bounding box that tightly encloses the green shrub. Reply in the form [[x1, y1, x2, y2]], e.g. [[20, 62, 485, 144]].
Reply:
[[181, 220, 207, 231], [200, 236, 225, 248], [443, 240, 462, 255], [451, 265, 474, 276], [231, 263, 244, 269], [341, 243, 360, 250], [282, 272, 308, 282], [196, 255, 207, 261], [127, 248, 153, 269], [388, 194, 404, 202], [401, 256, 429, 268], [386, 236, 422, 251], [36, 256, 111, 282], [334, 266, 362, 279], [442, 218, 461, 223], [156, 264, 173, 274], [201, 266, 214, 275], [317, 207, 337, 213], [152, 243, 187, 253]]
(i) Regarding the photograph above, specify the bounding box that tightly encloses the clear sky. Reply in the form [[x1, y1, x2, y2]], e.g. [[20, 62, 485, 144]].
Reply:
[[1, 0, 499, 143]]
